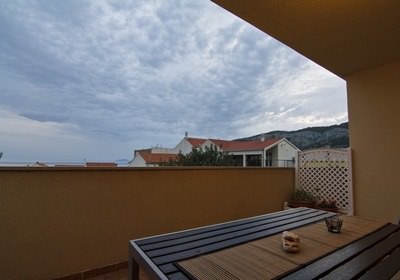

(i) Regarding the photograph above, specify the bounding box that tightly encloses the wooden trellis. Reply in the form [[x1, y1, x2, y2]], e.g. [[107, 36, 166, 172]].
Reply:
[[295, 149, 353, 214]]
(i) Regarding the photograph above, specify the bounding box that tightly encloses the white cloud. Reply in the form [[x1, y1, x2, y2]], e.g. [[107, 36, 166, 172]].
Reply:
[[0, 0, 347, 162]]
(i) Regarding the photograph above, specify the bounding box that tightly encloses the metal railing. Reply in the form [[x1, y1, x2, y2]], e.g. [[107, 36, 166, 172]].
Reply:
[[266, 159, 295, 168]]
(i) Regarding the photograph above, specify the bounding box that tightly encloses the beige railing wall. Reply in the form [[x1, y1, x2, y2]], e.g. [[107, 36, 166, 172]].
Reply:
[[0, 167, 294, 280], [347, 60, 400, 223]]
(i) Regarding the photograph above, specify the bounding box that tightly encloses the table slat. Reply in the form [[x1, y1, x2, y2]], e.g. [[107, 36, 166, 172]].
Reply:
[[281, 224, 399, 280], [154, 212, 336, 267], [321, 229, 400, 280], [130, 208, 337, 279], [141, 208, 315, 252], [130, 208, 400, 280], [178, 216, 388, 280], [148, 211, 333, 259], [137, 208, 312, 248], [359, 247, 400, 280]]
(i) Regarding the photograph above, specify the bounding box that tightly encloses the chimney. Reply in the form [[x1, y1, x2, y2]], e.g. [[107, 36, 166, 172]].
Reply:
[[185, 131, 188, 138], [260, 136, 265, 142]]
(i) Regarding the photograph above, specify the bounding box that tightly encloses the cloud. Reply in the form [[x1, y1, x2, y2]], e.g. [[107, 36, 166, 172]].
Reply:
[[0, 0, 347, 161], [0, 109, 82, 160]]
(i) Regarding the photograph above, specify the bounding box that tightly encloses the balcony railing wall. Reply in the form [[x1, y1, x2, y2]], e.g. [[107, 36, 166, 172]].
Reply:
[[0, 167, 294, 280]]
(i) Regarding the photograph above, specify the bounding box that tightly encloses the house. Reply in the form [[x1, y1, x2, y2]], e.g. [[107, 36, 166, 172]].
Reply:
[[205, 138, 299, 167], [130, 134, 299, 167], [130, 133, 208, 167], [130, 149, 178, 167], [173, 135, 207, 154]]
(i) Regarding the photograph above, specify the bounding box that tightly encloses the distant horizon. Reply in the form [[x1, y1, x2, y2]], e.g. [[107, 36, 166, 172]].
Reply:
[[0, 121, 348, 164], [0, 1, 347, 162]]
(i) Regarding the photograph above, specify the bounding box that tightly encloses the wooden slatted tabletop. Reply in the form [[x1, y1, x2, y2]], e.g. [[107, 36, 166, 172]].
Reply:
[[128, 208, 400, 280], [177, 216, 387, 279]]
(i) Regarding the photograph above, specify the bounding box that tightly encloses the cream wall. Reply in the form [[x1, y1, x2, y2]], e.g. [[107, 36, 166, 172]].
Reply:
[[129, 154, 146, 167], [173, 138, 193, 154], [347, 60, 400, 223], [0, 167, 294, 280], [277, 140, 298, 167]]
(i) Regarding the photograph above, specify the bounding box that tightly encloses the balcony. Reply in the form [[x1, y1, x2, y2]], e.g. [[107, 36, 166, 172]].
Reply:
[[0, 167, 294, 279], [2, 1, 400, 279]]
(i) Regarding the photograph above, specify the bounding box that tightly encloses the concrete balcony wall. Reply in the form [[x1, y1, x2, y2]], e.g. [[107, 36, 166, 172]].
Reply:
[[0, 167, 294, 280], [347, 60, 400, 223]]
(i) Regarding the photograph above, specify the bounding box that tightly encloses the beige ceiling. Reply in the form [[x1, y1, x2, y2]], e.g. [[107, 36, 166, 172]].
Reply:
[[211, 0, 400, 78]]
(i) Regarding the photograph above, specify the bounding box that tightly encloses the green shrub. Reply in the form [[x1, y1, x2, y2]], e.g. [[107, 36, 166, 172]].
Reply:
[[290, 189, 315, 202]]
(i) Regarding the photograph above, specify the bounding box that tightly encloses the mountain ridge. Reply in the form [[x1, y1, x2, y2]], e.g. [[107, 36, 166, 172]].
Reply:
[[237, 122, 349, 150]]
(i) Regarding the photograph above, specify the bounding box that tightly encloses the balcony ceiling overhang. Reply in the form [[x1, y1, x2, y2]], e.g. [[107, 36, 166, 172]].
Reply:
[[211, 0, 400, 78]]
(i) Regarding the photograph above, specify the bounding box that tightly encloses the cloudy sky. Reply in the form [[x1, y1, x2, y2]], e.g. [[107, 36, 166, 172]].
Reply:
[[0, 0, 347, 163]]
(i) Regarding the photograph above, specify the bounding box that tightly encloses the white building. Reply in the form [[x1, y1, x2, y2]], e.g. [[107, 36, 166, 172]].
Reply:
[[204, 138, 299, 167], [129, 135, 299, 167]]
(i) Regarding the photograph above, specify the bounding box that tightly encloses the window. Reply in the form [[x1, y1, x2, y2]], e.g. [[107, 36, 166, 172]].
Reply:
[[246, 154, 261, 166]]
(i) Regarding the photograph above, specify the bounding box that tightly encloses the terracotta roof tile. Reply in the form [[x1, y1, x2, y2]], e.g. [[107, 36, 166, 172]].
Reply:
[[210, 138, 281, 151], [186, 137, 207, 147], [139, 151, 178, 164]]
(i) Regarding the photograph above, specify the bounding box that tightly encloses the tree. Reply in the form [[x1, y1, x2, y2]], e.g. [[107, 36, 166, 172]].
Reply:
[[161, 145, 235, 166], [0, 152, 3, 159]]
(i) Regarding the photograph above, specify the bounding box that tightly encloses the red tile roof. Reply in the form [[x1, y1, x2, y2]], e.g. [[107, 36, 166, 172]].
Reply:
[[139, 151, 178, 164], [186, 137, 207, 147], [134, 137, 284, 165], [210, 138, 281, 152]]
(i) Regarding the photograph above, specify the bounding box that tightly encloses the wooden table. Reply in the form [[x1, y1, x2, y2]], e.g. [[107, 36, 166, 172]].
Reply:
[[129, 208, 400, 280]]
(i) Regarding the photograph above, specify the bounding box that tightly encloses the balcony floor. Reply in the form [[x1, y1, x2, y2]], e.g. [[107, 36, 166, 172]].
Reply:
[[89, 269, 127, 280], [86, 268, 150, 280]]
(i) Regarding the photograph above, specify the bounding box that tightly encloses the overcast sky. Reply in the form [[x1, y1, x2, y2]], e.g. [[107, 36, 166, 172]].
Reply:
[[0, 0, 347, 163]]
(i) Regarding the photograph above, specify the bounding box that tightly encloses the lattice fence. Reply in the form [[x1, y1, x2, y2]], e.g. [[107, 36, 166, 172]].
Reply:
[[296, 149, 353, 214]]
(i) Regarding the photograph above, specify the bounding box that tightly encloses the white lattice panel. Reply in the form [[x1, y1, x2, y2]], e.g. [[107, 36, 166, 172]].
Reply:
[[296, 149, 353, 214]]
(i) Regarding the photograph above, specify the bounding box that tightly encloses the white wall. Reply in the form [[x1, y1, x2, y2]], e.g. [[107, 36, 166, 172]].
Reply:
[[129, 154, 146, 167], [201, 140, 225, 151], [174, 138, 193, 154], [278, 140, 297, 160], [267, 146, 279, 167], [277, 140, 297, 167]]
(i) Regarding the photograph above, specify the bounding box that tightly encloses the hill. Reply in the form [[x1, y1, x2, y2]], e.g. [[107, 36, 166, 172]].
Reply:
[[237, 122, 349, 150]]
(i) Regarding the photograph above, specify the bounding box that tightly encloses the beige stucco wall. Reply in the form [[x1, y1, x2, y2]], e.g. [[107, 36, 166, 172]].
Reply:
[[0, 167, 294, 280], [347, 60, 400, 223]]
